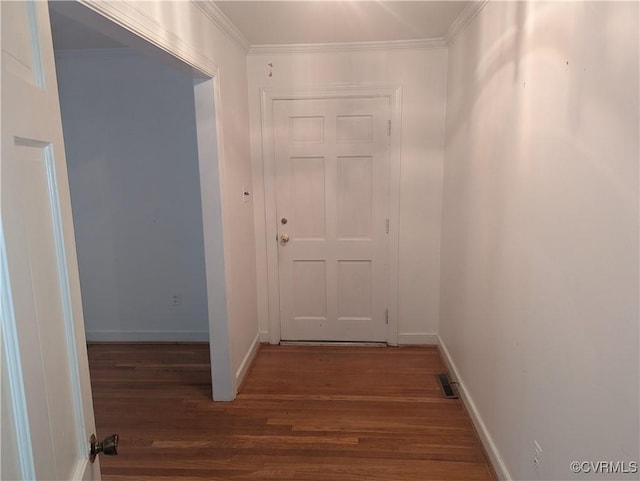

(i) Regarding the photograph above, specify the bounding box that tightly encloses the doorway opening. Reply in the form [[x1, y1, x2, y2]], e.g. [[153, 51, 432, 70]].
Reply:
[[48, 1, 234, 401]]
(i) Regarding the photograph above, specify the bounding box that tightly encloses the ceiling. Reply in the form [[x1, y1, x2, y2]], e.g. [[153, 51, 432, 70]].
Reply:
[[49, 1, 470, 51], [214, 1, 469, 45]]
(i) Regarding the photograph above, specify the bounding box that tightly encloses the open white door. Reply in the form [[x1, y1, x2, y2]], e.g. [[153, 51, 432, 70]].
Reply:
[[1, 1, 100, 479]]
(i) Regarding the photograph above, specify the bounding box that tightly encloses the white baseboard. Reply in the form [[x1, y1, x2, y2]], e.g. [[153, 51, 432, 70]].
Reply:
[[85, 330, 209, 342], [396, 332, 439, 345], [280, 341, 386, 347], [235, 333, 260, 392], [436, 335, 512, 481], [257, 331, 437, 346]]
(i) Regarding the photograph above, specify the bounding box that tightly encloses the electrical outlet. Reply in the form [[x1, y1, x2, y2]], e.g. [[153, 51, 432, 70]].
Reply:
[[533, 440, 543, 474], [171, 295, 180, 307]]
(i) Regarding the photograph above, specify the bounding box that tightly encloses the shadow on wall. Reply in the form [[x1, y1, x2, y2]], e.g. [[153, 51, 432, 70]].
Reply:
[[440, 1, 638, 480]]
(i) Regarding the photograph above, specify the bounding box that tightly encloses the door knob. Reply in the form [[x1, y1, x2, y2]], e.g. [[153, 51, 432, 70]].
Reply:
[[89, 433, 119, 463], [280, 233, 290, 244]]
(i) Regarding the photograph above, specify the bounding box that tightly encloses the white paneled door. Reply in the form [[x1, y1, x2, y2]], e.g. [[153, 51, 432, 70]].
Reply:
[[1, 1, 99, 479], [274, 98, 390, 342]]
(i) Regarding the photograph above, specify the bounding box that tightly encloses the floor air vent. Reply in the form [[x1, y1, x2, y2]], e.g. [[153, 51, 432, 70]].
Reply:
[[435, 373, 458, 399]]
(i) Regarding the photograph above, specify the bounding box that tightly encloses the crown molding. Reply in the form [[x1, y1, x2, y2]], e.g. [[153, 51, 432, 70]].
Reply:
[[193, 1, 251, 53], [248, 38, 446, 55], [446, 0, 489, 46], [77, 0, 219, 77]]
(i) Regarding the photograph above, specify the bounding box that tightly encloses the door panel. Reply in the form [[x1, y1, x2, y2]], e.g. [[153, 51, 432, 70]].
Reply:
[[293, 260, 327, 318], [1, 1, 99, 479], [274, 98, 390, 342], [337, 260, 373, 320], [338, 155, 373, 238], [292, 156, 326, 239]]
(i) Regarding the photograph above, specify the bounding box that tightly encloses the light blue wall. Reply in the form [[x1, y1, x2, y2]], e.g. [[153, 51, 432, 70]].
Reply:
[[56, 48, 209, 341]]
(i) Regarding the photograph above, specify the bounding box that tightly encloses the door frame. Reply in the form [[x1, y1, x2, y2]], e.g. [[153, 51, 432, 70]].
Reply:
[[260, 86, 403, 346], [49, 1, 236, 399]]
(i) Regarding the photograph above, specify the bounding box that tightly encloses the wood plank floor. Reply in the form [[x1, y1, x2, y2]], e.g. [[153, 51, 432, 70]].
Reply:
[[88, 343, 496, 481]]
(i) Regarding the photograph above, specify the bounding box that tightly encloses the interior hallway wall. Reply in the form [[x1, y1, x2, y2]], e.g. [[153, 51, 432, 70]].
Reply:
[[248, 47, 448, 343], [440, 2, 639, 479], [56, 48, 209, 341]]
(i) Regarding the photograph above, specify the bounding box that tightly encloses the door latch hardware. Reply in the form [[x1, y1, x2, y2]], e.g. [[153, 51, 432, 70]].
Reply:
[[89, 433, 119, 463]]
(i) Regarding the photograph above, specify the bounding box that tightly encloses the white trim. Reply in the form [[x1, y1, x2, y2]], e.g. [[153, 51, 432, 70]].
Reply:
[[261, 85, 404, 100], [280, 341, 386, 347], [193, 75, 236, 401], [260, 89, 280, 345], [0, 224, 36, 480], [77, 0, 218, 77], [386, 88, 402, 347], [85, 330, 209, 342], [260, 85, 402, 346], [235, 333, 261, 391], [259, 331, 270, 343], [445, 0, 489, 46], [193, 2, 250, 53], [248, 38, 446, 55], [396, 333, 439, 346], [436, 335, 512, 481]]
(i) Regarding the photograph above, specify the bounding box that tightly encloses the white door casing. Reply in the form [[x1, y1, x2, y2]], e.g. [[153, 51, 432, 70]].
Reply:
[[1, 1, 99, 479], [273, 97, 391, 342]]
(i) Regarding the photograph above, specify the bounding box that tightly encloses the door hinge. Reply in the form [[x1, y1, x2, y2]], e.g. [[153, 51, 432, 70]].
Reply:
[[387, 120, 391, 136], [385, 309, 389, 324], [385, 218, 390, 234]]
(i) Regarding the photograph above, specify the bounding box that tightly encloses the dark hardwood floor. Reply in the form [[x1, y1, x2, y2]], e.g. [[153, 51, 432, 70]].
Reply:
[[88, 343, 496, 480]]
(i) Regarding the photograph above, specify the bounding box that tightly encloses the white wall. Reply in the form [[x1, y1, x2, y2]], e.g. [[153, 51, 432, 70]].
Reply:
[[56, 48, 209, 341], [440, 2, 639, 480], [248, 47, 448, 343]]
